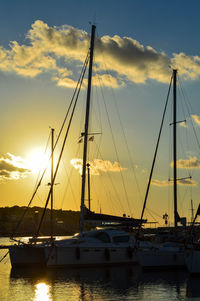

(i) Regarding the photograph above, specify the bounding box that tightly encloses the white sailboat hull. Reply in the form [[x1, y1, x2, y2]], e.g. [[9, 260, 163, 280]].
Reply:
[[44, 229, 138, 268], [9, 230, 138, 268], [136, 246, 185, 269], [45, 245, 137, 267]]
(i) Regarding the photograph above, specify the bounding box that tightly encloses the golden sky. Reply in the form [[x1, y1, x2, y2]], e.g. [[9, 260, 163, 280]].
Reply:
[[1, 2, 200, 227]]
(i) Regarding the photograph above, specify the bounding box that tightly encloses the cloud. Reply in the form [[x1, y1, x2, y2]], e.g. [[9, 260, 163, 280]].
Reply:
[[54, 76, 78, 88], [0, 20, 75, 79], [179, 121, 188, 128], [151, 179, 171, 187], [192, 114, 200, 126], [171, 53, 200, 80], [152, 178, 197, 187], [95, 35, 170, 83], [92, 74, 123, 88], [171, 156, 200, 169], [1, 20, 200, 87], [0, 153, 30, 181], [70, 158, 126, 175]]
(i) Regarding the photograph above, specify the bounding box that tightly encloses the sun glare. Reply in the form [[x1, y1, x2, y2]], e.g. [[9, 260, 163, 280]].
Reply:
[[26, 148, 50, 173], [34, 282, 51, 301]]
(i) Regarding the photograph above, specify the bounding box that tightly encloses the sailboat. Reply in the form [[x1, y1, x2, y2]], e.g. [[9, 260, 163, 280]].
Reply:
[[44, 24, 141, 268], [184, 204, 200, 274], [9, 24, 145, 268], [135, 69, 186, 269]]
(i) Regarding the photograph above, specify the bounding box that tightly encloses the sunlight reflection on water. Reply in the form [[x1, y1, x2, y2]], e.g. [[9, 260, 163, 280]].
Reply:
[[0, 237, 200, 301], [34, 283, 51, 301]]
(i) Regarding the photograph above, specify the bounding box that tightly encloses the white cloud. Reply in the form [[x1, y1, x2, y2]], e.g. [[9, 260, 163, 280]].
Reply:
[[92, 74, 123, 88], [171, 53, 200, 80], [0, 153, 31, 182], [0, 20, 200, 87], [152, 178, 197, 187], [54, 76, 78, 88]]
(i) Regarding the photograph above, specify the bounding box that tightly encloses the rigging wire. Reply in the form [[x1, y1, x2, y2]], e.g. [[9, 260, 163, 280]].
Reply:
[[0, 251, 9, 263], [33, 131, 51, 192], [91, 81, 103, 160], [139, 73, 173, 226], [97, 75, 132, 216], [60, 143, 81, 210], [84, 66, 120, 214], [10, 52, 89, 240], [166, 78, 193, 224], [145, 207, 161, 225], [100, 67, 143, 206], [95, 52, 142, 216], [146, 207, 165, 219], [92, 140, 126, 214], [60, 81, 87, 211], [177, 78, 200, 220], [10, 131, 52, 238], [88, 73, 126, 215], [94, 37, 133, 215], [179, 78, 200, 155], [176, 84, 193, 216], [35, 58, 88, 237]]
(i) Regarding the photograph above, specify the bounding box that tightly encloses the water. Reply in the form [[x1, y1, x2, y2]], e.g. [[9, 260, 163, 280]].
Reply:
[[0, 237, 199, 301]]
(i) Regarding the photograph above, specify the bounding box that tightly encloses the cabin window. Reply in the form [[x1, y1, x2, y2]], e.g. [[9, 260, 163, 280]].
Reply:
[[95, 232, 111, 243], [113, 235, 130, 243]]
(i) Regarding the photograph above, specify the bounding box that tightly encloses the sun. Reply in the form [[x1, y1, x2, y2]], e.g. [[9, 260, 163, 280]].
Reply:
[[26, 147, 50, 174]]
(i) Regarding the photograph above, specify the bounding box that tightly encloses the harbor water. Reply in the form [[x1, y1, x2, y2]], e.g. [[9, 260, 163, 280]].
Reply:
[[0, 237, 199, 301]]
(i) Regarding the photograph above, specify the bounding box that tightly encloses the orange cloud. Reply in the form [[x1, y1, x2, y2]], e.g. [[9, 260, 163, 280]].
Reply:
[[192, 114, 200, 126], [70, 158, 126, 175], [171, 156, 200, 169], [179, 121, 188, 128], [151, 179, 171, 187]]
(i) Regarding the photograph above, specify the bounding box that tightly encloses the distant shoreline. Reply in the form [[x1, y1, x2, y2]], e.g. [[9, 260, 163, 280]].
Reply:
[[0, 206, 80, 237]]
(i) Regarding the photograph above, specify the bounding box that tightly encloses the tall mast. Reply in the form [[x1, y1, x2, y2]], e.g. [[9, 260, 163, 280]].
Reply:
[[51, 128, 54, 240], [79, 24, 96, 234], [173, 69, 178, 228]]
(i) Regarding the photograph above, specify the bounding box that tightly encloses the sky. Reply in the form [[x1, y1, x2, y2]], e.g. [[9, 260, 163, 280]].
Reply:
[[1, 0, 200, 226]]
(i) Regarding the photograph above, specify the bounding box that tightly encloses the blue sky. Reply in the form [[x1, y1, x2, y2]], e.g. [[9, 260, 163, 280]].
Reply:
[[1, 0, 200, 53], [0, 0, 200, 226]]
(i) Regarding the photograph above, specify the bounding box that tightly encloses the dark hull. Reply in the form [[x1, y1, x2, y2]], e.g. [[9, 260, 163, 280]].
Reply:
[[9, 245, 46, 268]]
